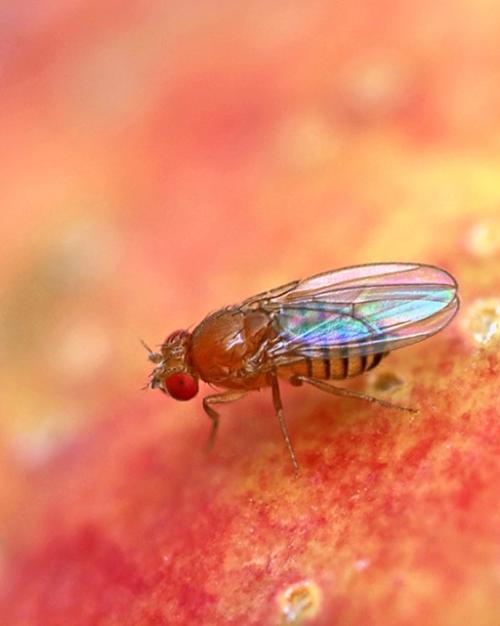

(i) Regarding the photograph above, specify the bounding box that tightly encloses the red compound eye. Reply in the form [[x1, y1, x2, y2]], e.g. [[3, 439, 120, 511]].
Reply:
[[164, 373, 199, 401]]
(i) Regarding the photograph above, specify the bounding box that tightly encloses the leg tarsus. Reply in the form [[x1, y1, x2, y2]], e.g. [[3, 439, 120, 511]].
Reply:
[[202, 391, 247, 453], [290, 375, 417, 414], [269, 371, 300, 474]]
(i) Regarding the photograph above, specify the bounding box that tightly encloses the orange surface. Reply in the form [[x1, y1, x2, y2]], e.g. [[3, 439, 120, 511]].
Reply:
[[1, 2, 500, 625]]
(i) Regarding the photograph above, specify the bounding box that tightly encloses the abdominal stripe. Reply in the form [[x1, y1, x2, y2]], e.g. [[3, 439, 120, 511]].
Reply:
[[306, 357, 313, 377], [367, 352, 384, 370], [340, 345, 349, 378], [323, 357, 331, 379]]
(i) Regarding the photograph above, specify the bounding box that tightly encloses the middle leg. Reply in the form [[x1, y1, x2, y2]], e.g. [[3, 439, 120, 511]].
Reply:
[[268, 370, 300, 474]]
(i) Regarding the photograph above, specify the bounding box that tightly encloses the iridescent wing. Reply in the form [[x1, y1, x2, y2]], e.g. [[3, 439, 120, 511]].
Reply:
[[252, 263, 459, 362]]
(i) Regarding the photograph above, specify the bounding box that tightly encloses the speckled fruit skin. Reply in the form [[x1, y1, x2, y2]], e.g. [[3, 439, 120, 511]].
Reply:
[[1, 2, 500, 626]]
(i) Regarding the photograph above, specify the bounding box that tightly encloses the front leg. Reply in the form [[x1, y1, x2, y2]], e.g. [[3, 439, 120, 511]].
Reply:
[[202, 391, 248, 452]]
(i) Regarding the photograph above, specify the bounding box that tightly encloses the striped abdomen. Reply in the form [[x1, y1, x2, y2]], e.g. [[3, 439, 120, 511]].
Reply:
[[278, 351, 388, 381]]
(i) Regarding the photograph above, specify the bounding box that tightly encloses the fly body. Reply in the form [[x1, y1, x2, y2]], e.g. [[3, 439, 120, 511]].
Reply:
[[146, 263, 459, 472]]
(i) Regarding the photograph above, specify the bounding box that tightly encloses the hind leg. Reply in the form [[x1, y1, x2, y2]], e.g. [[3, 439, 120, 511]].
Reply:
[[290, 376, 417, 413]]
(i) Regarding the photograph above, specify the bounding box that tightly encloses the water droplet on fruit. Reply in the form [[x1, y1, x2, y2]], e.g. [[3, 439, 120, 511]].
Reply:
[[12, 422, 74, 468], [462, 299, 500, 346], [354, 558, 371, 571], [278, 580, 321, 625], [466, 217, 500, 259], [341, 57, 410, 123], [48, 320, 110, 381], [276, 113, 339, 171]]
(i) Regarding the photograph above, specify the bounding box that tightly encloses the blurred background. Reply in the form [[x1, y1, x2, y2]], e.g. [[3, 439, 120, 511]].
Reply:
[[1, 0, 500, 575]]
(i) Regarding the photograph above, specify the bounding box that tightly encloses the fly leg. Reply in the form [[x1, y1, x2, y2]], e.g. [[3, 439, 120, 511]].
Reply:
[[290, 376, 417, 413], [202, 391, 248, 452], [268, 370, 300, 474]]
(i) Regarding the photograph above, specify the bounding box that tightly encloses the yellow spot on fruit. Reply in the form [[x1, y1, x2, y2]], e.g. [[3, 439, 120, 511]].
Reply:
[[369, 370, 404, 393], [466, 218, 500, 259], [462, 298, 500, 347], [278, 580, 321, 625]]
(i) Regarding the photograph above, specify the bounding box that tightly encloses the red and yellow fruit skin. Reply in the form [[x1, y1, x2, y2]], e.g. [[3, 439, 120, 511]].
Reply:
[[1, 2, 500, 626]]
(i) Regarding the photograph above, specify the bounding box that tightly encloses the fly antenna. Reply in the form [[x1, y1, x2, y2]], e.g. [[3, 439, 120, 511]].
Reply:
[[139, 338, 154, 354], [139, 338, 163, 364]]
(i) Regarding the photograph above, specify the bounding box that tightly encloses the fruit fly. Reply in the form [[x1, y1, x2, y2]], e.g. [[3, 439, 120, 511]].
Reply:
[[145, 263, 459, 472]]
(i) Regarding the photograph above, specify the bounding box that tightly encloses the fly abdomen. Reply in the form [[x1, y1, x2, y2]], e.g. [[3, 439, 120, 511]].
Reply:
[[279, 351, 388, 381], [306, 352, 388, 380], [338, 351, 388, 379]]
